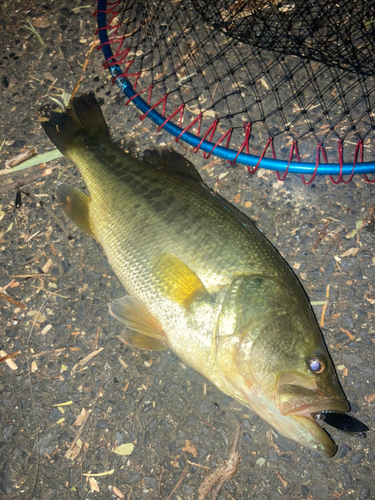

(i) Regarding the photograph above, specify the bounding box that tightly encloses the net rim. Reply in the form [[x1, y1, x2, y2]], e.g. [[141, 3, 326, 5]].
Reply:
[[96, 0, 375, 180]]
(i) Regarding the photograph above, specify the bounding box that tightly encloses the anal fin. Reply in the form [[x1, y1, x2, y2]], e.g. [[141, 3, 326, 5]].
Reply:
[[56, 182, 94, 236], [109, 296, 167, 351]]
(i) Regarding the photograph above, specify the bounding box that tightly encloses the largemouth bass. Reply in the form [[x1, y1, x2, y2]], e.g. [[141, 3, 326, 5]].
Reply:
[[41, 93, 350, 457]]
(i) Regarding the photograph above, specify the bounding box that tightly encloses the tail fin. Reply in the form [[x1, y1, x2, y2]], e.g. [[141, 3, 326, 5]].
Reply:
[[40, 93, 110, 155]]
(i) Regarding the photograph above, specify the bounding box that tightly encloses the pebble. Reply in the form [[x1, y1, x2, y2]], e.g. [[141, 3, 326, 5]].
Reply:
[[350, 452, 365, 465]]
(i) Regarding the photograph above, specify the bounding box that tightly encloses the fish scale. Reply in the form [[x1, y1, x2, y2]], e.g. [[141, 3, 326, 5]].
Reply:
[[41, 93, 356, 457]]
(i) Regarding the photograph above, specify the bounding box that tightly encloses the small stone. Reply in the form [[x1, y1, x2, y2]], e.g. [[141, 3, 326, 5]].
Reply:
[[350, 452, 364, 465], [311, 482, 330, 499], [339, 464, 352, 488], [125, 470, 140, 484], [273, 433, 297, 451], [359, 486, 371, 500], [49, 407, 62, 423], [248, 473, 257, 484], [338, 443, 351, 458], [62, 260, 70, 273], [144, 477, 157, 490], [2, 425, 14, 440]]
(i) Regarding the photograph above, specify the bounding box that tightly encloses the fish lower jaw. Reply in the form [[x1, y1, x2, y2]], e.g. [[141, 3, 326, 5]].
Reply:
[[282, 398, 350, 418]]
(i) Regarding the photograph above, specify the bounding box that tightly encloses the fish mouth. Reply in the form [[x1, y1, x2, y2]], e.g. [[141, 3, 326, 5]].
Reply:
[[276, 378, 350, 457], [276, 373, 350, 458]]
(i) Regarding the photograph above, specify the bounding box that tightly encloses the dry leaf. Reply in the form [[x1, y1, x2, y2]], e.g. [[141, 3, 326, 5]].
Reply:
[[340, 247, 359, 257], [32, 14, 51, 28], [367, 393, 375, 403], [113, 443, 134, 456], [365, 292, 375, 305], [27, 310, 48, 323], [182, 440, 198, 457], [65, 440, 89, 460]]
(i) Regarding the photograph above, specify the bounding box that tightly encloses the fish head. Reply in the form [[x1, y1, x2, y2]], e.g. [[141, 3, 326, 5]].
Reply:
[[217, 275, 349, 457]]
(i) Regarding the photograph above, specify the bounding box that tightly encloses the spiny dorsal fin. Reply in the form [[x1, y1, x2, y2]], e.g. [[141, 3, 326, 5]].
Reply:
[[151, 253, 210, 308], [143, 149, 203, 184], [212, 191, 257, 232], [56, 182, 94, 236], [108, 296, 166, 340]]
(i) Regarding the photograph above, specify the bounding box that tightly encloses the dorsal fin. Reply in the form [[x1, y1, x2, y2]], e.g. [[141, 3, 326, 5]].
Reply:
[[212, 191, 257, 231], [142, 149, 203, 184]]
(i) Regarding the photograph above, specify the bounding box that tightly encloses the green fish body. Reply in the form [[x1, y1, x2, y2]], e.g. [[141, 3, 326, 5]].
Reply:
[[42, 93, 349, 457]]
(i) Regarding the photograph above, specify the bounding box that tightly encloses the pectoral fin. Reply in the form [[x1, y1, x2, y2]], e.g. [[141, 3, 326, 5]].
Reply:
[[56, 183, 94, 236], [152, 253, 210, 308], [109, 296, 167, 351]]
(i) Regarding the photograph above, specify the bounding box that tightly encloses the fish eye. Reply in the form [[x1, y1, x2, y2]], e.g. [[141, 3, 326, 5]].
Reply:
[[308, 356, 325, 374]]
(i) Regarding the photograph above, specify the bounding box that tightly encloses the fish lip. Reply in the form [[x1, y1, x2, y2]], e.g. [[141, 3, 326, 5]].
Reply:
[[282, 398, 350, 418]]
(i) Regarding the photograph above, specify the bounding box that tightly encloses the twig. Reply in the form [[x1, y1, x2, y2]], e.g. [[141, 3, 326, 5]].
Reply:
[[72, 347, 104, 373], [156, 467, 164, 500], [0, 291, 27, 310], [65, 409, 92, 458], [319, 285, 330, 327], [187, 460, 210, 469], [313, 221, 330, 251], [165, 465, 189, 500], [197, 424, 241, 500], [0, 350, 21, 364], [30, 284, 69, 298], [71, 38, 99, 101]]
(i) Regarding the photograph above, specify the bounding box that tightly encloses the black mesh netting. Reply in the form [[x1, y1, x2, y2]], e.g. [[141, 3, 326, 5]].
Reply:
[[108, 0, 375, 165]]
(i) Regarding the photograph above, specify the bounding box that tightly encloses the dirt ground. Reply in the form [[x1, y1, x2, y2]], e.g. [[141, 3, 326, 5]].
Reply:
[[0, 1, 374, 499]]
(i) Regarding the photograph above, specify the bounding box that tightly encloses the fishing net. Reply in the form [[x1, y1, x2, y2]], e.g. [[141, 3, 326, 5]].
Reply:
[[95, 0, 375, 182]]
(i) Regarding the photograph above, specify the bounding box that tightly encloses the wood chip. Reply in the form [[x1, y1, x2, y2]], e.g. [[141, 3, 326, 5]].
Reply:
[[339, 327, 355, 340], [42, 258, 53, 273], [74, 408, 87, 426], [112, 486, 125, 499], [0, 350, 20, 370], [41, 324, 52, 335]]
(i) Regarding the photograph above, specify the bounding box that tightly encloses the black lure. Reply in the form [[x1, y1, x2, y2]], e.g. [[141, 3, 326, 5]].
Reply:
[[313, 411, 369, 438], [15, 190, 22, 208]]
